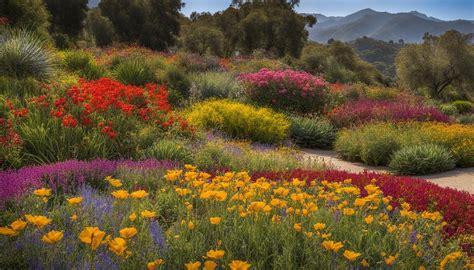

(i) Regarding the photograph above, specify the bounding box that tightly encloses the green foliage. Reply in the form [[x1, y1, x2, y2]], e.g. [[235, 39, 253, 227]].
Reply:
[[86, 9, 115, 47], [451, 100, 473, 114], [143, 139, 193, 164], [182, 26, 225, 56], [230, 58, 288, 74], [0, 0, 50, 38], [396, 30, 474, 99], [112, 59, 155, 86], [189, 72, 242, 101], [51, 33, 73, 49], [44, 0, 88, 37], [188, 100, 290, 144], [99, 0, 183, 50], [438, 104, 459, 116], [289, 116, 336, 150], [0, 76, 43, 97], [157, 65, 191, 99], [389, 144, 456, 175], [62, 50, 105, 80], [0, 29, 55, 80]]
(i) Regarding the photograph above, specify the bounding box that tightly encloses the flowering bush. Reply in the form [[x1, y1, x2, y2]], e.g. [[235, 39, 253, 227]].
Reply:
[[252, 169, 474, 237], [0, 166, 469, 269], [238, 69, 327, 113], [328, 99, 450, 128], [188, 99, 290, 143]]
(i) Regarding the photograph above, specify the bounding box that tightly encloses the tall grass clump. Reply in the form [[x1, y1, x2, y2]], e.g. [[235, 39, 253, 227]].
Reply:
[[188, 99, 290, 144], [112, 59, 156, 86], [290, 116, 336, 149], [189, 72, 243, 101], [0, 28, 55, 80], [62, 50, 105, 80]]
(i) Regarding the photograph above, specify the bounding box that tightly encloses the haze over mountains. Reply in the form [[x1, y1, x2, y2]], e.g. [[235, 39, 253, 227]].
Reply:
[[306, 8, 474, 43]]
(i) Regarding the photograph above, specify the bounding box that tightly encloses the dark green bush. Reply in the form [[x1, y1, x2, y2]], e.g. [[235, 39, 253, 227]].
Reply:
[[290, 116, 336, 149], [452, 100, 473, 114], [389, 144, 456, 175], [157, 66, 191, 99], [63, 51, 105, 80], [112, 59, 155, 86]]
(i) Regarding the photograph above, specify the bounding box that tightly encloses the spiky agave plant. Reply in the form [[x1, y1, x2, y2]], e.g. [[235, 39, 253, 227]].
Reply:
[[0, 28, 55, 80]]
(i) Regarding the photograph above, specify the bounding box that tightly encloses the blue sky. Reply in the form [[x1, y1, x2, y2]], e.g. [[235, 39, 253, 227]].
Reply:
[[181, 0, 474, 20]]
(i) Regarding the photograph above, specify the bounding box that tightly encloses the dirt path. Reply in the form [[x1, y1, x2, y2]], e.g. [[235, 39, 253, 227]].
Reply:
[[302, 149, 474, 194]]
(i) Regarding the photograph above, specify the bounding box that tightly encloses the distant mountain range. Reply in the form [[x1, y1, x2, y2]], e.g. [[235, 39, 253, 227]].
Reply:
[[305, 9, 474, 43]]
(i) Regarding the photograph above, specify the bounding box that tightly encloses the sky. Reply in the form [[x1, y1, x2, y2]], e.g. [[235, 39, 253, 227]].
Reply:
[[180, 0, 474, 21]]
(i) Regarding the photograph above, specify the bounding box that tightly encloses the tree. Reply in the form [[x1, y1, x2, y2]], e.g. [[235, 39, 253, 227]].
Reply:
[[0, 0, 50, 38], [44, 0, 88, 37], [182, 26, 225, 56], [99, 0, 184, 50], [86, 9, 115, 47], [396, 30, 474, 98]]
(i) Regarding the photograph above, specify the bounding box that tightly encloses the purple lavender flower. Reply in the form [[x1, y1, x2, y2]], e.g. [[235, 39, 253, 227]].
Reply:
[[149, 220, 167, 253]]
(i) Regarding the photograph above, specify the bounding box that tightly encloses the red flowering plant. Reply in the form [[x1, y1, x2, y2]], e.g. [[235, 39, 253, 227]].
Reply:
[[238, 68, 328, 113], [0, 98, 23, 169]]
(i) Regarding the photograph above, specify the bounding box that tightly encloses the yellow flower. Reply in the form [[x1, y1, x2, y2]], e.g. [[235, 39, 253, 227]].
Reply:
[[204, 260, 217, 270], [111, 190, 129, 199], [185, 261, 201, 270], [106, 176, 122, 187], [321, 233, 332, 239], [385, 255, 396, 266], [184, 164, 197, 171], [304, 232, 313, 238], [293, 223, 302, 232], [71, 214, 78, 221], [0, 227, 18, 236], [343, 250, 362, 261], [207, 249, 225, 260], [229, 260, 251, 270], [313, 223, 326, 230], [364, 215, 374, 224], [141, 210, 157, 219], [10, 220, 27, 231], [147, 259, 164, 270], [33, 188, 51, 197], [361, 259, 369, 267], [109, 237, 127, 256], [119, 227, 138, 239], [25, 215, 52, 229], [129, 212, 137, 221], [79, 227, 106, 250], [188, 221, 195, 230], [130, 190, 149, 199], [439, 252, 462, 270], [342, 208, 355, 216], [418, 266, 426, 270], [210, 217, 222, 225], [41, 230, 64, 244], [67, 197, 83, 205], [322, 240, 344, 252]]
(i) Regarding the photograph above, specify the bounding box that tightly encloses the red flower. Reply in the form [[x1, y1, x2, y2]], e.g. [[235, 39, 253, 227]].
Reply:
[[11, 108, 29, 118], [62, 114, 78, 128]]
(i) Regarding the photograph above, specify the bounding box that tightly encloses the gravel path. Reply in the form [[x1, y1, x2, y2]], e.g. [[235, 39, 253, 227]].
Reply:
[[302, 149, 474, 194]]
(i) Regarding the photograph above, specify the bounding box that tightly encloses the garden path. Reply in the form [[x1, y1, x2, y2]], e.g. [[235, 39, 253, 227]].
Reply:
[[302, 149, 474, 194]]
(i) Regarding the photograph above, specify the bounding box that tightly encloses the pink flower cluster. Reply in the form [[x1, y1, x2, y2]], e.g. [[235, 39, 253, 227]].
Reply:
[[238, 68, 327, 113], [328, 99, 450, 127]]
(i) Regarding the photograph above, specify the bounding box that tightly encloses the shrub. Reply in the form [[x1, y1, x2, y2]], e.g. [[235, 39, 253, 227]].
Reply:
[[0, 29, 55, 80], [458, 114, 474, 124], [0, 76, 43, 97], [157, 66, 191, 100], [238, 69, 328, 113], [289, 116, 336, 149], [439, 103, 459, 116], [112, 59, 155, 86], [229, 58, 288, 74], [189, 72, 243, 101], [388, 144, 456, 175], [62, 51, 105, 80], [451, 100, 473, 114], [176, 53, 222, 73], [143, 139, 193, 164], [328, 99, 450, 128], [188, 100, 290, 143], [253, 169, 474, 236]]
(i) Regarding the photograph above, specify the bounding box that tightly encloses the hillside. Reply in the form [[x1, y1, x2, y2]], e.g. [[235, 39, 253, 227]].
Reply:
[[307, 9, 474, 43]]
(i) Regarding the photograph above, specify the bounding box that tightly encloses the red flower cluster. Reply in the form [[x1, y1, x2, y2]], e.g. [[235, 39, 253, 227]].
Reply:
[[0, 118, 21, 146], [252, 169, 474, 237]]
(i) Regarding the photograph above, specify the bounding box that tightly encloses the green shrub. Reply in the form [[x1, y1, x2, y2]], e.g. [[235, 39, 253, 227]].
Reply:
[[0, 29, 55, 80], [189, 72, 242, 101], [452, 100, 473, 114], [290, 116, 336, 149], [62, 51, 105, 80], [143, 139, 193, 163], [188, 100, 290, 144], [0, 76, 43, 97], [193, 141, 233, 170], [389, 144, 456, 175], [157, 66, 191, 99], [52, 33, 73, 49], [458, 114, 474, 125], [439, 104, 459, 116], [112, 59, 155, 86]]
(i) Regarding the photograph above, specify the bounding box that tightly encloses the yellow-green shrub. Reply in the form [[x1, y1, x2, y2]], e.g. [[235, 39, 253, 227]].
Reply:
[[188, 100, 290, 143]]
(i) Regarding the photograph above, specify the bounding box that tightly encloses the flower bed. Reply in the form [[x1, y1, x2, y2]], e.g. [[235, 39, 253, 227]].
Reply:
[[252, 169, 474, 237], [328, 99, 450, 127], [0, 167, 468, 269], [238, 68, 327, 113]]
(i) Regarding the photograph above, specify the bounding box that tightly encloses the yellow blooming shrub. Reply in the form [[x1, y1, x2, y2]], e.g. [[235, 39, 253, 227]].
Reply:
[[187, 99, 290, 143]]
